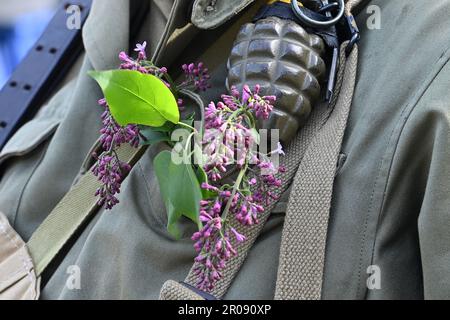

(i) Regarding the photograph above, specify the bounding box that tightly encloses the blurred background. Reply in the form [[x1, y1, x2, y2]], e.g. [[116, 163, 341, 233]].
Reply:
[[0, 0, 59, 87]]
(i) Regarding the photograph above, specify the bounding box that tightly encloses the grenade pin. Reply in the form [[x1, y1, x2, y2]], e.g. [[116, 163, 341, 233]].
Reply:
[[291, 0, 344, 101]]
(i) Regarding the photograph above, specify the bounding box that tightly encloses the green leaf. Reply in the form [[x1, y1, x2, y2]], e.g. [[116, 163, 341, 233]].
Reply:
[[149, 122, 175, 133], [166, 202, 182, 240], [154, 150, 202, 239], [153, 151, 182, 239], [88, 70, 179, 127], [168, 160, 202, 227], [140, 127, 170, 145]]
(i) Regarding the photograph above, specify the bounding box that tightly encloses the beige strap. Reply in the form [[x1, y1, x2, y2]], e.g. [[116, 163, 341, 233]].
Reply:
[[27, 144, 146, 276], [181, 99, 334, 299], [161, 0, 362, 299], [274, 0, 362, 300], [159, 280, 205, 300], [275, 44, 358, 300], [161, 46, 352, 299], [160, 96, 340, 300]]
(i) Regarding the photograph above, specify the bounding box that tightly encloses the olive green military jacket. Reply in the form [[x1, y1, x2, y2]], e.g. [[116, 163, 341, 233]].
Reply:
[[1, 0, 450, 300]]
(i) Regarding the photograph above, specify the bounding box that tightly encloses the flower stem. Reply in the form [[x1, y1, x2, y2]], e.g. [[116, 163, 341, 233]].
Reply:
[[221, 164, 248, 221], [177, 121, 197, 133]]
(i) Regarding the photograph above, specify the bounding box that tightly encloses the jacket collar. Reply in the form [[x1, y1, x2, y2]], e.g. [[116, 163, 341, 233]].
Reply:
[[82, 0, 131, 71], [82, 0, 191, 71]]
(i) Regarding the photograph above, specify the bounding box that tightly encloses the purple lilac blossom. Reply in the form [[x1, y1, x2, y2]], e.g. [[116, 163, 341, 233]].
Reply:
[[93, 42, 211, 210], [192, 85, 283, 292], [182, 62, 211, 92]]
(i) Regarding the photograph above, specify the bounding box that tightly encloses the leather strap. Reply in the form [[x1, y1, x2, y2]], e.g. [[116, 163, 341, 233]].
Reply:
[[0, 0, 92, 150]]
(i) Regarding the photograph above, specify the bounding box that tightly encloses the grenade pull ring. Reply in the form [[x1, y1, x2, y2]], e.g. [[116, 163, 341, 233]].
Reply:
[[226, 0, 345, 143], [291, 0, 345, 28]]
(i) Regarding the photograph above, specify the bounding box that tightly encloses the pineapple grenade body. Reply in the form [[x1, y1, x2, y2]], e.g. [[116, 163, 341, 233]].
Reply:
[[227, 16, 327, 143]]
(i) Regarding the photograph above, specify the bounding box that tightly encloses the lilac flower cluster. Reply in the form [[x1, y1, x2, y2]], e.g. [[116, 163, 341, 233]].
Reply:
[[91, 43, 155, 209], [202, 85, 277, 181], [92, 99, 140, 209], [93, 42, 211, 210], [92, 153, 132, 210], [181, 62, 211, 92], [243, 84, 276, 120], [119, 42, 169, 80], [192, 85, 283, 292], [98, 98, 140, 151], [192, 203, 246, 292]]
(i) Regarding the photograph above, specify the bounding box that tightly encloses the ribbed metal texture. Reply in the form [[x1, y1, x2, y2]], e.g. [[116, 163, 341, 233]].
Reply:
[[227, 16, 327, 143]]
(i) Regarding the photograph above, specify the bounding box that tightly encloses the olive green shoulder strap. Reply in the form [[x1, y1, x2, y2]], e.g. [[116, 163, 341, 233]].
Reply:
[[27, 144, 146, 276], [26, 88, 204, 279], [25, 0, 191, 278]]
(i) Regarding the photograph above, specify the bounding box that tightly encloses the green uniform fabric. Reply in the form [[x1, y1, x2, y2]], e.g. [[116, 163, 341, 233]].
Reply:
[[1, 0, 450, 299]]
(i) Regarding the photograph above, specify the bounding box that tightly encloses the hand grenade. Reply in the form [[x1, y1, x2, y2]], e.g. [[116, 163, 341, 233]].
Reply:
[[226, 15, 327, 143]]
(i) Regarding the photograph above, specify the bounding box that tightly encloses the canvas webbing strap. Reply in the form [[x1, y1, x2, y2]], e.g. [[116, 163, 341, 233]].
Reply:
[[27, 144, 146, 276], [273, 1, 359, 300], [275, 43, 358, 300], [160, 0, 361, 300], [160, 96, 333, 299]]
